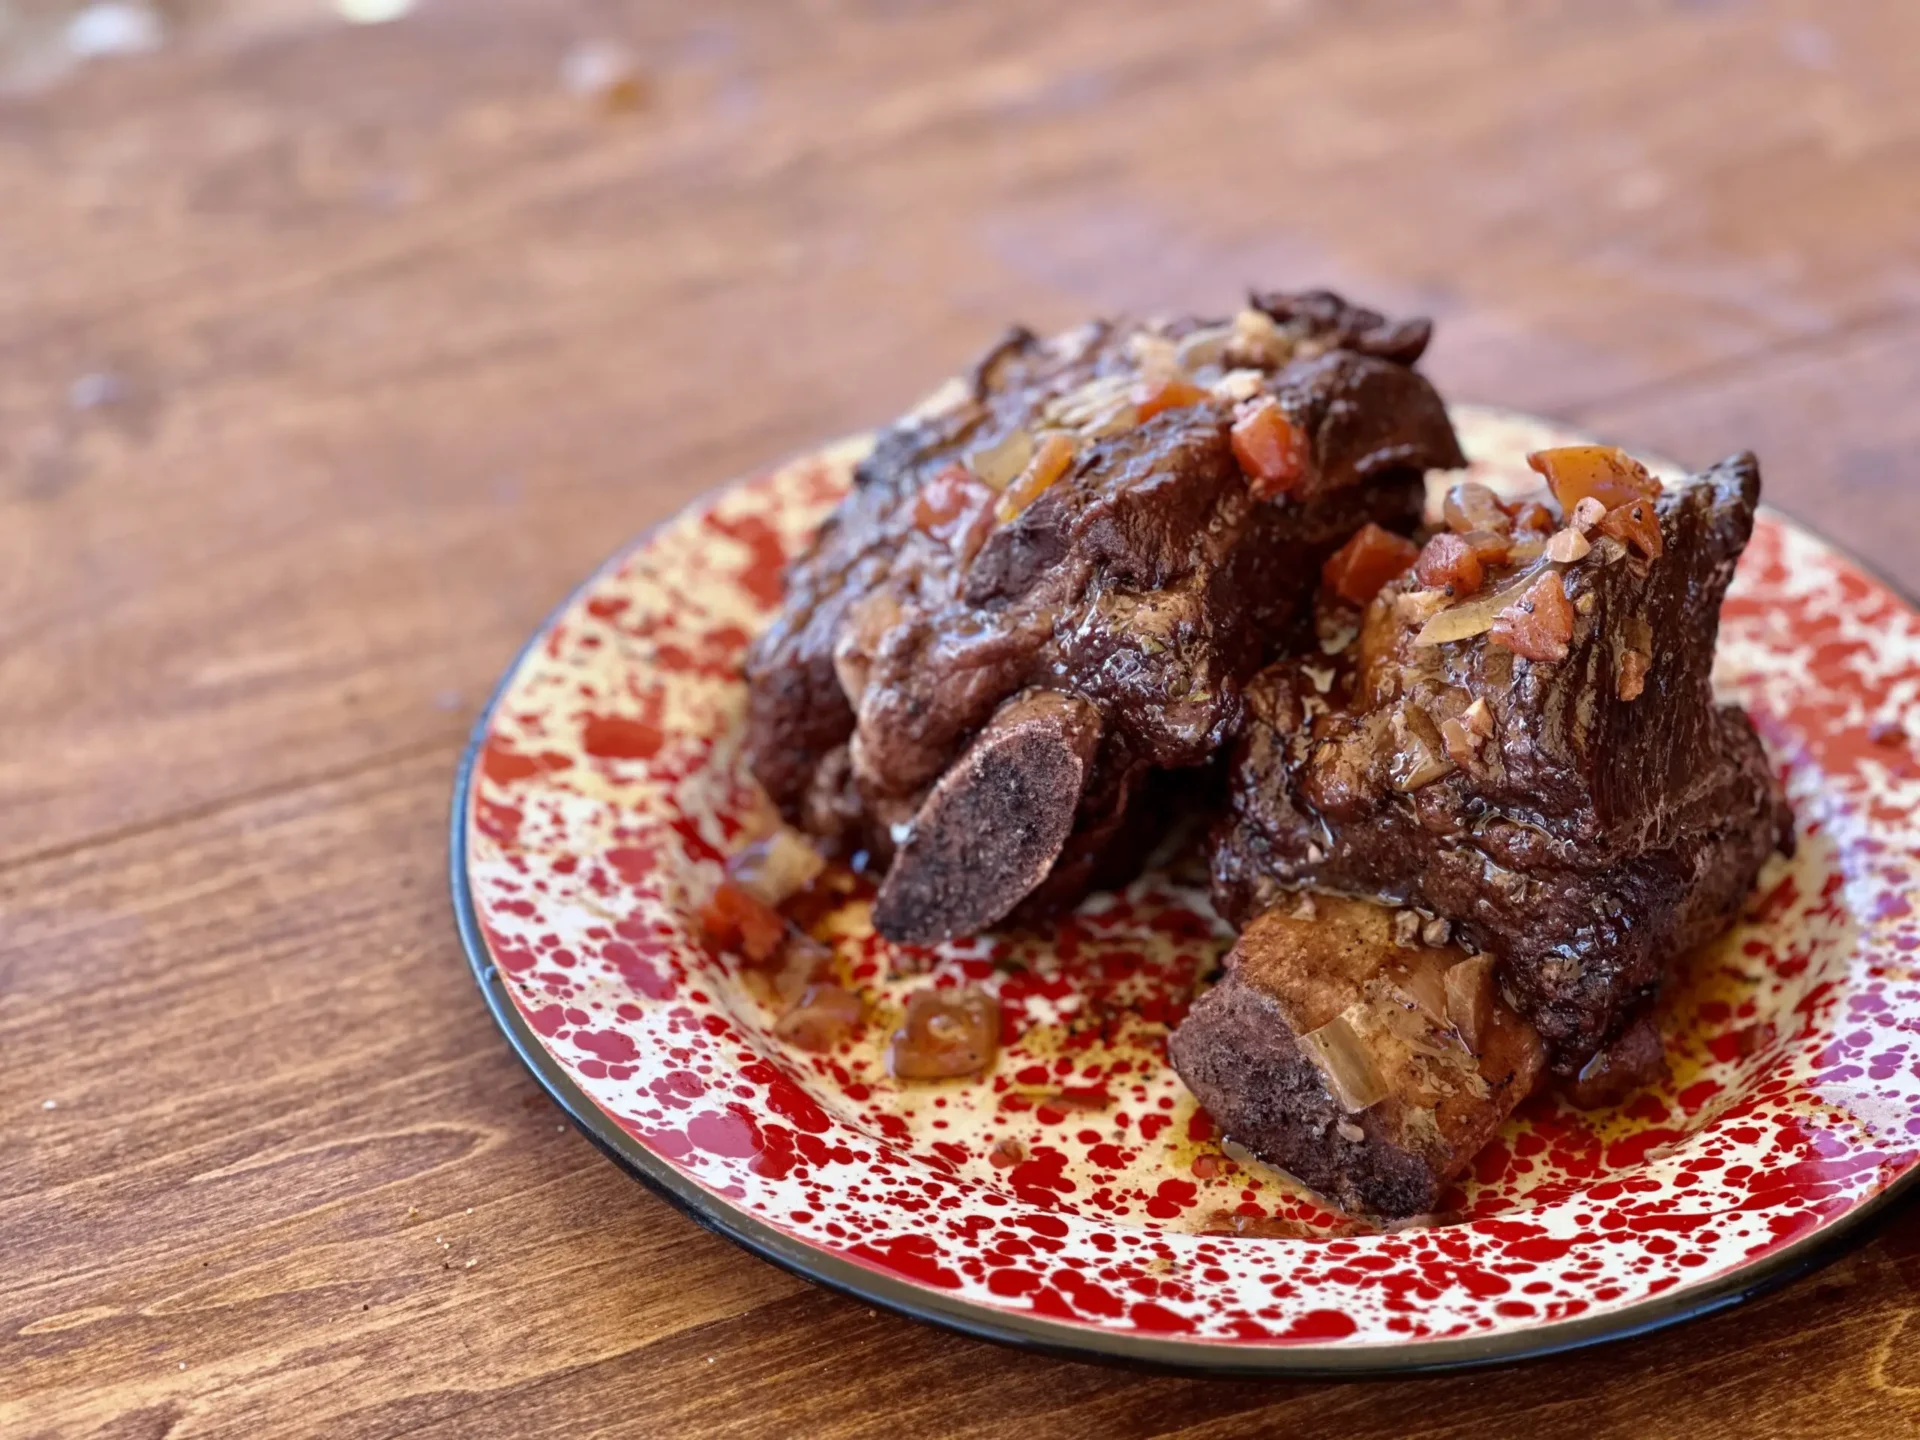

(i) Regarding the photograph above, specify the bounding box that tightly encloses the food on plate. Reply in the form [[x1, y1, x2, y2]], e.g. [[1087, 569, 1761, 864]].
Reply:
[[702, 825, 862, 1050], [743, 290, 1465, 944], [1169, 894, 1544, 1217], [774, 980, 866, 1053], [1207, 449, 1795, 1076], [889, 985, 1001, 1080], [720, 301, 1795, 1221], [1559, 1011, 1670, 1110]]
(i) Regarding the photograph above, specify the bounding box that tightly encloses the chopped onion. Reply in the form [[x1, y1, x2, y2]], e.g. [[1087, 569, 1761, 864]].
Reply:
[[1126, 330, 1179, 373], [1442, 482, 1512, 536], [1041, 373, 1134, 430], [1080, 399, 1140, 439], [1506, 536, 1546, 567], [1210, 367, 1266, 403], [1298, 1012, 1389, 1113], [1440, 715, 1479, 769], [1413, 567, 1546, 647], [759, 931, 830, 1007], [1545, 527, 1592, 563], [1445, 954, 1497, 1055], [1175, 323, 1235, 371], [965, 427, 1033, 491], [1395, 588, 1450, 627], [1392, 745, 1453, 793], [1390, 705, 1454, 792], [1227, 306, 1290, 367], [727, 827, 826, 908], [1393, 959, 1449, 1023], [774, 981, 863, 1052]]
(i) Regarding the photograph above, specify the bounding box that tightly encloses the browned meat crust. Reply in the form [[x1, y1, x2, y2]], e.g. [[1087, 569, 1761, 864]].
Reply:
[[1210, 454, 1793, 1073], [745, 291, 1465, 942], [1169, 895, 1545, 1217]]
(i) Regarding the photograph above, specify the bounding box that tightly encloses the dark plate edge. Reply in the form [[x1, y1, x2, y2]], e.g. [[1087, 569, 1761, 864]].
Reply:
[[445, 440, 1920, 1379]]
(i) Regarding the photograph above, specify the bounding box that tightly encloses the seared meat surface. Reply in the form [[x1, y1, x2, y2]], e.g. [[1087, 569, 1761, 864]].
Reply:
[[1211, 450, 1794, 1073], [1169, 894, 1545, 1218], [745, 290, 1465, 943]]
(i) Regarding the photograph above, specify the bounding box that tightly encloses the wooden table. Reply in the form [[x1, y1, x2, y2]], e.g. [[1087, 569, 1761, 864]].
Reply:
[[7, 2, 1919, 1435]]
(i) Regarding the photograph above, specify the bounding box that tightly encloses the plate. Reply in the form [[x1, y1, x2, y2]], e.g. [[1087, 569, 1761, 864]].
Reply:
[[450, 405, 1920, 1373]]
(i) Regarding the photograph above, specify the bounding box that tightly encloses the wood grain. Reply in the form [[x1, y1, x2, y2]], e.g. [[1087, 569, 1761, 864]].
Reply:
[[7, 0, 1920, 865], [4, 1, 1919, 1436]]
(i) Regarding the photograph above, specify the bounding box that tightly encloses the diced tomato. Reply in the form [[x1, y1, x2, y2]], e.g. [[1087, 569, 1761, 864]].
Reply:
[[1230, 397, 1309, 498], [1488, 572, 1575, 663], [1415, 532, 1485, 597], [1132, 372, 1210, 421], [700, 879, 786, 964], [1598, 497, 1664, 559], [913, 463, 992, 541], [996, 431, 1079, 523], [1525, 445, 1661, 514], [1322, 523, 1419, 607]]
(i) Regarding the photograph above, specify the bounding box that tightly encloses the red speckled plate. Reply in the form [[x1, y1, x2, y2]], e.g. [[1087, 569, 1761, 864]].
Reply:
[[451, 406, 1920, 1373]]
